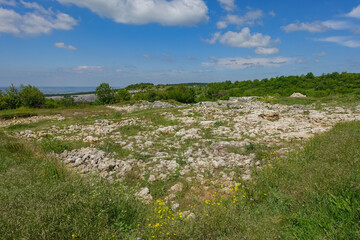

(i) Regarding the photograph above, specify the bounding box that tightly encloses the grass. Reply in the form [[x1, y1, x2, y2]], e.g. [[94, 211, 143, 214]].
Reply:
[[0, 115, 359, 239], [0, 131, 146, 239]]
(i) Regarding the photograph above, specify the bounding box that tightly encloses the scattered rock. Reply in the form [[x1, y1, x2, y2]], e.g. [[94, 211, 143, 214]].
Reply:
[[137, 187, 153, 202], [169, 183, 183, 193], [290, 92, 306, 98]]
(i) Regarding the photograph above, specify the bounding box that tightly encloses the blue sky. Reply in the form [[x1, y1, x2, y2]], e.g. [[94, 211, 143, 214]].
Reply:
[[0, 0, 360, 87]]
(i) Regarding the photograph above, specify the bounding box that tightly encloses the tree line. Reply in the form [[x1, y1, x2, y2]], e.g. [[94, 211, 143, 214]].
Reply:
[[1, 72, 359, 110]]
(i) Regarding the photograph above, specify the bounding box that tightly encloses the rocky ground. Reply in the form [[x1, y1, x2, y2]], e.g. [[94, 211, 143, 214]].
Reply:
[[3, 97, 360, 204]]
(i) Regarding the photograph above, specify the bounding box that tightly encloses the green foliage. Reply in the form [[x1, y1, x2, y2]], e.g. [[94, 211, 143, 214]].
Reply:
[[44, 98, 58, 109], [115, 89, 131, 102], [167, 85, 196, 103], [3, 84, 21, 109], [19, 85, 45, 108], [0, 90, 7, 110], [201, 72, 360, 101], [95, 83, 115, 104], [59, 96, 76, 107], [125, 82, 154, 90]]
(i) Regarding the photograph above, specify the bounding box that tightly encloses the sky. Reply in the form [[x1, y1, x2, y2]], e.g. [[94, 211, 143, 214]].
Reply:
[[0, 0, 360, 87]]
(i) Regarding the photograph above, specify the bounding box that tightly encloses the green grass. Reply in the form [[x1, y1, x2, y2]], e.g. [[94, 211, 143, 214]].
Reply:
[[0, 131, 146, 239]]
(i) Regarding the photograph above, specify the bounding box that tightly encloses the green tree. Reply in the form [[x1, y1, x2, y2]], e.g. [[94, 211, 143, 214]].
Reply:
[[167, 85, 196, 103], [19, 85, 45, 108], [0, 90, 7, 110], [3, 84, 20, 109], [115, 89, 131, 102], [95, 83, 115, 104]]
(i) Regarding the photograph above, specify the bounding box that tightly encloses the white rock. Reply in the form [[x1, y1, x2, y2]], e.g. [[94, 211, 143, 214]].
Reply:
[[169, 183, 183, 193]]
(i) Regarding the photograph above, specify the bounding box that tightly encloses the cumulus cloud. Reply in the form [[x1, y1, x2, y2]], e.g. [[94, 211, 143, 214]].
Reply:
[[73, 66, 104, 72], [0, 0, 16, 6], [206, 28, 272, 49], [0, 3, 77, 36], [218, 0, 235, 12], [254, 47, 279, 55], [314, 36, 360, 48], [202, 56, 292, 70], [312, 51, 326, 57], [347, 5, 360, 18], [54, 42, 76, 50], [216, 10, 263, 29], [282, 20, 351, 33], [57, 0, 209, 26]]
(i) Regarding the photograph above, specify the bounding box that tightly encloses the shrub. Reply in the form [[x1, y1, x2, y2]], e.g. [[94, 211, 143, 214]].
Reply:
[[0, 90, 7, 110], [115, 89, 131, 102], [44, 99, 58, 109], [59, 97, 76, 107], [167, 85, 196, 103], [19, 85, 45, 108], [95, 83, 115, 104], [3, 84, 20, 109]]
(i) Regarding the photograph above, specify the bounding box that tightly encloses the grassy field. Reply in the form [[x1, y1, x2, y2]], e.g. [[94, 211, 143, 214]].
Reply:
[[0, 112, 359, 239]]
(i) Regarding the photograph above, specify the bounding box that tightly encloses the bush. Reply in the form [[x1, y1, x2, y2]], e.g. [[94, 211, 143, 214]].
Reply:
[[0, 90, 7, 110], [59, 97, 76, 107], [3, 84, 20, 109], [167, 85, 196, 103], [115, 89, 131, 102], [19, 85, 45, 108], [44, 99, 58, 109], [95, 83, 115, 104]]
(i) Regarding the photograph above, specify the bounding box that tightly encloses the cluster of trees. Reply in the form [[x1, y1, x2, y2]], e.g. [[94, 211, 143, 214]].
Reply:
[[95, 83, 196, 104], [197, 72, 360, 101], [2, 72, 359, 111], [0, 85, 45, 110]]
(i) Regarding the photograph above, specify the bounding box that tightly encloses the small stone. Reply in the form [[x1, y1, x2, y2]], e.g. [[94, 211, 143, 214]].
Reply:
[[169, 183, 183, 193], [148, 175, 156, 183]]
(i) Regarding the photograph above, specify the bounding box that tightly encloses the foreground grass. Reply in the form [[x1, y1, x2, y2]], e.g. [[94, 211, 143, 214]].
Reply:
[[1, 121, 360, 239], [0, 131, 146, 239]]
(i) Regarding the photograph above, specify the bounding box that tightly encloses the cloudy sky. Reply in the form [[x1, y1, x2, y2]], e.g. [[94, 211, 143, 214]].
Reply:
[[0, 0, 360, 87]]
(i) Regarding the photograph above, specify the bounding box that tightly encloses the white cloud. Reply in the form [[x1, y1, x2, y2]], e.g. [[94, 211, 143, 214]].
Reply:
[[315, 36, 360, 48], [58, 0, 209, 26], [142, 54, 152, 60], [312, 51, 326, 57], [54, 42, 77, 50], [73, 66, 104, 72], [0, 5, 77, 36], [254, 47, 279, 55], [296, 59, 305, 64], [0, 0, 16, 6], [203, 56, 292, 70], [20, 0, 51, 14], [269, 11, 276, 17], [206, 28, 272, 49], [314, 59, 320, 63], [216, 10, 263, 29], [282, 20, 351, 33], [204, 32, 221, 44], [347, 5, 360, 18], [218, 0, 235, 12]]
